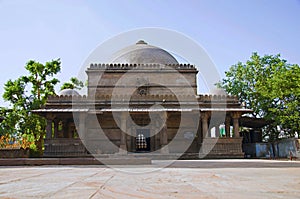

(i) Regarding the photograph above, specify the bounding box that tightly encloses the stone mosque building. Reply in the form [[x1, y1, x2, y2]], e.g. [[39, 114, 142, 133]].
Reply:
[[34, 40, 254, 159]]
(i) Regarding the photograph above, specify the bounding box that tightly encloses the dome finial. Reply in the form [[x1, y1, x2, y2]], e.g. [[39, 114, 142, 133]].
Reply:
[[136, 40, 147, 45]]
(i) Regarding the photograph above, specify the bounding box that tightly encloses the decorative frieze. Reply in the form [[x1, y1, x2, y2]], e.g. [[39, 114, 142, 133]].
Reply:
[[88, 63, 196, 70]]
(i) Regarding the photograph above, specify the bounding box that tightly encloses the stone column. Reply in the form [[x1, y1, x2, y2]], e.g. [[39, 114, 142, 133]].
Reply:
[[201, 112, 209, 138], [119, 112, 127, 154], [197, 128, 202, 145], [78, 113, 87, 142], [154, 119, 159, 151], [67, 122, 74, 138], [232, 112, 241, 138], [62, 119, 68, 138], [46, 119, 52, 139], [207, 127, 212, 138], [53, 119, 59, 138], [215, 124, 220, 137], [197, 115, 203, 144], [126, 120, 132, 152], [46, 114, 55, 139], [225, 116, 231, 137], [160, 112, 169, 154]]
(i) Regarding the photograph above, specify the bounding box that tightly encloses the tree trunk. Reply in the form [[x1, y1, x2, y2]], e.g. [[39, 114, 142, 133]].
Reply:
[[35, 135, 43, 156]]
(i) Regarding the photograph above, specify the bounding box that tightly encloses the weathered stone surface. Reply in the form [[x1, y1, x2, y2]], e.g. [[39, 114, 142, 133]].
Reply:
[[0, 149, 29, 158], [0, 157, 151, 166], [0, 160, 300, 198]]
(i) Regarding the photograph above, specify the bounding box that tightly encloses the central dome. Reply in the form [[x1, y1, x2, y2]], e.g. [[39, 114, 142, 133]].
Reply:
[[111, 40, 179, 65]]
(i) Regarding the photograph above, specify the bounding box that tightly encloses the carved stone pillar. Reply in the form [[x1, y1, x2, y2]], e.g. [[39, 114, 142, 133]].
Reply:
[[232, 112, 241, 138], [160, 112, 169, 154], [46, 119, 52, 139], [67, 121, 74, 138], [78, 113, 87, 142], [225, 115, 231, 137], [53, 119, 59, 138], [126, 122, 132, 152], [61, 119, 68, 138], [215, 124, 220, 137], [201, 112, 210, 138], [119, 112, 127, 154], [208, 128, 212, 138], [46, 114, 55, 139]]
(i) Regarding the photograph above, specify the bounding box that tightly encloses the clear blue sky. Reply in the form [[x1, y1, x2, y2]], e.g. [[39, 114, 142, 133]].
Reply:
[[1, 0, 300, 107]]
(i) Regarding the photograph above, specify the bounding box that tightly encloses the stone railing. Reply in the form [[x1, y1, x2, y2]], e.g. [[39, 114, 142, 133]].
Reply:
[[44, 138, 88, 157], [200, 138, 244, 158]]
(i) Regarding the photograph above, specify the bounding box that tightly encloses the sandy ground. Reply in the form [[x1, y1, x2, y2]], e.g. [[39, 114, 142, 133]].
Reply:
[[0, 159, 300, 199]]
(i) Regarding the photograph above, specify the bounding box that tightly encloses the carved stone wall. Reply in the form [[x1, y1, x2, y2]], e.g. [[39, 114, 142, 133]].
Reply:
[[86, 63, 197, 98]]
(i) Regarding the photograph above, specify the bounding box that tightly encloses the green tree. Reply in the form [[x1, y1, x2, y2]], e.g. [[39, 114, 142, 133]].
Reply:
[[0, 107, 20, 136], [218, 53, 300, 140], [256, 64, 300, 139], [60, 77, 84, 91], [2, 59, 61, 153]]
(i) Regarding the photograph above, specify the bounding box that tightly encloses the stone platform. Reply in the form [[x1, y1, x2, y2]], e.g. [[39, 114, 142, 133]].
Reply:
[[0, 157, 151, 166], [1, 160, 300, 198]]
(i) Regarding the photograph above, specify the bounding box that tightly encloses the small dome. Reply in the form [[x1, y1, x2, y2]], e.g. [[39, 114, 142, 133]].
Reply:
[[111, 40, 178, 65], [58, 89, 80, 96]]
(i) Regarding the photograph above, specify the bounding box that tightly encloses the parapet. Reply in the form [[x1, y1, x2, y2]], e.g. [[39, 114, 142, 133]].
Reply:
[[87, 63, 196, 70]]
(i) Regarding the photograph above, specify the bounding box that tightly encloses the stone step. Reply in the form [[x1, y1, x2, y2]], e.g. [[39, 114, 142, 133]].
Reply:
[[0, 157, 151, 166]]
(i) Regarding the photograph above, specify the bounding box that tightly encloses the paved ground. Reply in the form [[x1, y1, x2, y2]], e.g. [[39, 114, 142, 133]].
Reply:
[[0, 159, 300, 198]]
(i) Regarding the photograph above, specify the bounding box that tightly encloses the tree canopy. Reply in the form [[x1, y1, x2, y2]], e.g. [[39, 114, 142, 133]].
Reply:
[[1, 59, 61, 153], [218, 52, 300, 140], [60, 77, 84, 91]]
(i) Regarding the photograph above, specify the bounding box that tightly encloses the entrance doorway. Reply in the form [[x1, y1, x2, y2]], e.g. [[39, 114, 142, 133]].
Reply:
[[136, 129, 150, 152]]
